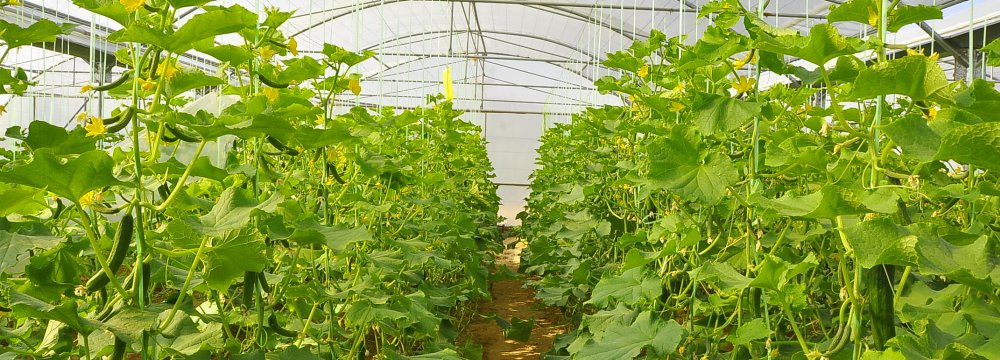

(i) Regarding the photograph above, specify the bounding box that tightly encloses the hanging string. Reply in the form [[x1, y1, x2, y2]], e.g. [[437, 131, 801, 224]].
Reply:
[[968, 0, 975, 83]]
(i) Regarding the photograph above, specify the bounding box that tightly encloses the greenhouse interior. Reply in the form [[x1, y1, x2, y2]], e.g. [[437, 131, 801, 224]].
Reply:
[[2, 0, 1000, 359]]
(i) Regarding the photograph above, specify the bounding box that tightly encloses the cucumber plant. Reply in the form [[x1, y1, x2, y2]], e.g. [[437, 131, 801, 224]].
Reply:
[[0, 1, 500, 359], [522, 1, 1000, 359]]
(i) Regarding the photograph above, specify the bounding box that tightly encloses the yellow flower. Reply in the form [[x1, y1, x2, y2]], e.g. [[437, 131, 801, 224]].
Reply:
[[732, 76, 756, 95], [258, 45, 276, 62], [80, 84, 95, 93], [262, 87, 279, 103], [670, 101, 686, 112], [672, 81, 685, 93], [637, 65, 649, 78], [348, 78, 362, 95], [84, 116, 106, 137], [157, 61, 177, 80], [75, 112, 89, 124], [140, 78, 156, 91], [926, 106, 938, 121], [315, 114, 326, 127], [287, 37, 299, 56], [120, 0, 144, 13], [6, 0, 21, 6], [78, 191, 103, 207], [867, 5, 879, 27], [928, 52, 940, 61], [0, 104, 5, 115]]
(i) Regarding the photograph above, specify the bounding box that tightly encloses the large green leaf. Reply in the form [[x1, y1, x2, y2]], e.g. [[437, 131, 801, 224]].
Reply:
[[852, 55, 950, 100], [9, 291, 97, 333], [0, 19, 75, 49], [756, 185, 867, 219], [648, 126, 739, 204], [953, 79, 1000, 121], [689, 262, 752, 291], [0, 185, 48, 217], [912, 223, 998, 294], [829, 0, 942, 32], [166, 69, 224, 98], [286, 219, 373, 253], [99, 306, 158, 345], [575, 311, 684, 359], [18, 121, 98, 155], [192, 188, 282, 237], [727, 318, 774, 346], [935, 122, 1000, 172], [690, 93, 762, 135], [882, 114, 941, 162], [0, 149, 129, 202], [586, 267, 660, 307], [72, 0, 133, 26], [845, 218, 919, 268], [0, 231, 60, 274], [108, 6, 256, 53], [202, 230, 266, 291], [753, 24, 865, 66]]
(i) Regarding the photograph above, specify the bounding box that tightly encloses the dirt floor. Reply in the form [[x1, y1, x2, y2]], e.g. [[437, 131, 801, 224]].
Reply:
[[463, 238, 567, 360]]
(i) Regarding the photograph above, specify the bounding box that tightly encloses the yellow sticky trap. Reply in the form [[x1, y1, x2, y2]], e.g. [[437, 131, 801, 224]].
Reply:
[[443, 66, 454, 101]]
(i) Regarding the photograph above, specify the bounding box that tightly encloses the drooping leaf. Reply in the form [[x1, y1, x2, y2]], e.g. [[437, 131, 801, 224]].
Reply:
[[0, 149, 129, 202], [72, 0, 134, 26], [0, 19, 75, 49], [935, 122, 1000, 172], [690, 93, 761, 135], [166, 69, 224, 98], [845, 218, 919, 268], [16, 121, 98, 155], [648, 126, 739, 204], [99, 307, 158, 344], [108, 6, 257, 53], [689, 261, 752, 291], [202, 230, 266, 291], [575, 311, 684, 359], [586, 267, 660, 307], [0, 231, 61, 274], [9, 291, 97, 333], [727, 318, 774, 346], [881, 114, 941, 162], [756, 185, 867, 219], [191, 188, 282, 237], [0, 185, 48, 217], [753, 24, 865, 66], [852, 55, 950, 100], [953, 79, 1000, 121]]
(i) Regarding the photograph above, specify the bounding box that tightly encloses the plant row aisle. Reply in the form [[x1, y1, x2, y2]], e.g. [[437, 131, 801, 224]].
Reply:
[[520, 1, 1000, 359], [0, 1, 502, 359]]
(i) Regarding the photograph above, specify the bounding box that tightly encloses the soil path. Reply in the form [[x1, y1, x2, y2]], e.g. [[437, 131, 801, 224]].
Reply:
[[463, 238, 566, 359]]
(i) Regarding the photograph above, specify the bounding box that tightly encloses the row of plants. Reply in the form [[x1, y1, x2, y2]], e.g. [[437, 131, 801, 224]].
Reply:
[[1, 0, 501, 359], [520, 0, 1000, 359]]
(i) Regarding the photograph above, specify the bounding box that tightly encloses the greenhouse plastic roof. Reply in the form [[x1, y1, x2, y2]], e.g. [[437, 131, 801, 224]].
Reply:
[[1, 0, 997, 223]]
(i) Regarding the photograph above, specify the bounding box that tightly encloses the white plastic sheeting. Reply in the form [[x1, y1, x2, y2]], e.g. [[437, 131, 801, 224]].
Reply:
[[1, 0, 996, 223]]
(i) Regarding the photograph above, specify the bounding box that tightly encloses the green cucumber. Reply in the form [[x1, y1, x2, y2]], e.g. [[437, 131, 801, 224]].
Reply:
[[266, 136, 299, 156], [257, 73, 290, 89], [242, 271, 256, 307], [92, 70, 134, 92], [86, 214, 134, 292], [110, 337, 126, 360], [327, 163, 347, 184], [268, 313, 297, 337], [164, 124, 200, 143]]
